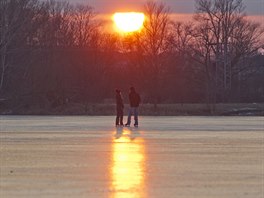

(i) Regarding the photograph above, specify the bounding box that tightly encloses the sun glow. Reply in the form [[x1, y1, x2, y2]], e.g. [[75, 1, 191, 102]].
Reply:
[[113, 12, 145, 33]]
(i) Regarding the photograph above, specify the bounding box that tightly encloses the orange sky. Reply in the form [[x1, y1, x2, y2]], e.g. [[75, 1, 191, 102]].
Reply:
[[66, 0, 264, 31], [71, 0, 264, 16], [99, 12, 263, 34]]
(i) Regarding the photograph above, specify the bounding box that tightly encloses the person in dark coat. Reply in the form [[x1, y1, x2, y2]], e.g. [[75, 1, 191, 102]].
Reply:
[[125, 87, 141, 127], [115, 89, 124, 126]]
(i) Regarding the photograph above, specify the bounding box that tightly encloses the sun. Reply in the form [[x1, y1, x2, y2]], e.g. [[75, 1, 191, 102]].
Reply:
[[113, 12, 145, 33]]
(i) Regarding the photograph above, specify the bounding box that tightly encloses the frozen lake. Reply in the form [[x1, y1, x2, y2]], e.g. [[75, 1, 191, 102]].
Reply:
[[0, 116, 263, 198]]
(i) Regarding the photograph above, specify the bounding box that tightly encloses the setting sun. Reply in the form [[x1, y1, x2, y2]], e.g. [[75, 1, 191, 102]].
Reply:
[[113, 12, 145, 33]]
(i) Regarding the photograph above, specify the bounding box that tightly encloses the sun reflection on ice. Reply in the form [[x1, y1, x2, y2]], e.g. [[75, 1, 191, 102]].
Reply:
[[110, 128, 146, 198]]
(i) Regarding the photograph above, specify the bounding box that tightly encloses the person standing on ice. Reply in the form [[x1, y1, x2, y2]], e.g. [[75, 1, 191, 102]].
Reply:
[[115, 89, 124, 126], [125, 87, 141, 127]]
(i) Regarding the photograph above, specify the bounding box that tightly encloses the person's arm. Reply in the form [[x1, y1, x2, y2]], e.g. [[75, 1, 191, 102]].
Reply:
[[129, 93, 132, 105], [121, 96, 124, 108], [138, 94, 141, 104]]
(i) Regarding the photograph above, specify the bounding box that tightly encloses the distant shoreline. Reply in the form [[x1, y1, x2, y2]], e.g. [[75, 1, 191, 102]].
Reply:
[[0, 103, 263, 116]]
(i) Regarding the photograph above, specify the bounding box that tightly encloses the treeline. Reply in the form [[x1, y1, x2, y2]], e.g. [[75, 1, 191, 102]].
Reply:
[[0, 0, 263, 112]]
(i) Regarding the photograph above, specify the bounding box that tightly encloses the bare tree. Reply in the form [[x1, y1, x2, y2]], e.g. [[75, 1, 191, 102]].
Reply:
[[0, 0, 42, 92], [138, 1, 171, 104], [69, 4, 99, 47], [193, 0, 263, 102], [38, 0, 73, 47], [168, 22, 210, 103]]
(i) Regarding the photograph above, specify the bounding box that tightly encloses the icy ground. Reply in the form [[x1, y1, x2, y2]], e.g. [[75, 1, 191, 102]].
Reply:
[[0, 116, 263, 198]]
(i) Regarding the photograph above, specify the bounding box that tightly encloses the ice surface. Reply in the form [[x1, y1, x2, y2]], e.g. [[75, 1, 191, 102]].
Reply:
[[0, 116, 263, 198]]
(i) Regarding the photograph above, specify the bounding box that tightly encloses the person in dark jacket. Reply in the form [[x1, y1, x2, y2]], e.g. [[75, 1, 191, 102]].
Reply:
[[125, 87, 141, 127], [115, 89, 124, 126]]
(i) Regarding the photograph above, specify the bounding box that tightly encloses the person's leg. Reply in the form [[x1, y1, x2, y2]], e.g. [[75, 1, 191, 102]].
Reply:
[[116, 116, 119, 126], [126, 107, 132, 126], [134, 107, 138, 126], [120, 110, 124, 125], [116, 108, 122, 126]]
